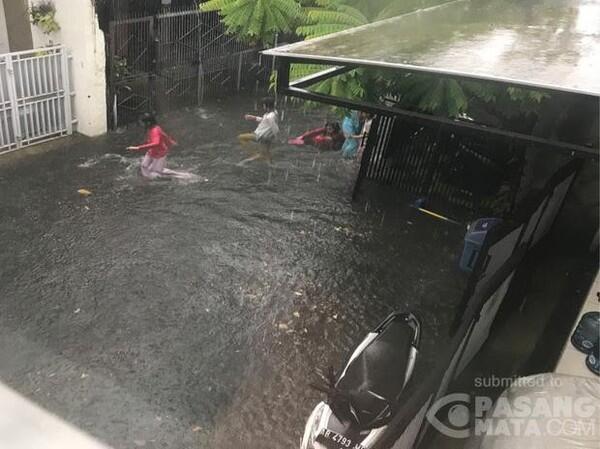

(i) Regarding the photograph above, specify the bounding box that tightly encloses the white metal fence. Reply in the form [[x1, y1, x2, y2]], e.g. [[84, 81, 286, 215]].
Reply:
[[0, 46, 73, 155]]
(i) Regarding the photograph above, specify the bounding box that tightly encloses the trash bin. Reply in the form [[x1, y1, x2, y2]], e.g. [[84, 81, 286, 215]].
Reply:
[[459, 218, 502, 272]]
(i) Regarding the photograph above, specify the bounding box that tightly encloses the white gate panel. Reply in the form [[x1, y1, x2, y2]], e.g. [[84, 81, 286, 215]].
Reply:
[[0, 46, 72, 155], [0, 58, 17, 151]]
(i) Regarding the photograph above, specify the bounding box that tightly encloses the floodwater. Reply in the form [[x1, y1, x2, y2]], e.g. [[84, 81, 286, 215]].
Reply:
[[0, 97, 466, 449]]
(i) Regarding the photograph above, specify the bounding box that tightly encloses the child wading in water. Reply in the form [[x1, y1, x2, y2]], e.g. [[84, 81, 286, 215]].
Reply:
[[127, 113, 190, 179], [288, 121, 344, 151], [238, 97, 279, 165]]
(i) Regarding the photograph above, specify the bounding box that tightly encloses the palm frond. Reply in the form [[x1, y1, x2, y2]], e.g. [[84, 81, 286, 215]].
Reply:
[[462, 80, 497, 103], [297, 23, 350, 38], [305, 9, 366, 26], [202, 0, 302, 44], [297, 1, 367, 40]]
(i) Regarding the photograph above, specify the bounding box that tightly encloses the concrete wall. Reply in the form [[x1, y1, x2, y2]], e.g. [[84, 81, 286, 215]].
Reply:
[[0, 0, 9, 54], [29, 0, 107, 136]]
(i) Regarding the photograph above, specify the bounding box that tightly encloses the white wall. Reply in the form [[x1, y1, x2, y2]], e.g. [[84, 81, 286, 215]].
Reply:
[[29, 0, 107, 136], [0, 381, 112, 449], [0, 0, 10, 54]]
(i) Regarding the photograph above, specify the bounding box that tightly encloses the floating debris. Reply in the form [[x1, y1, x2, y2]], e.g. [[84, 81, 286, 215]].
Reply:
[[293, 311, 300, 318], [192, 426, 202, 433], [278, 323, 289, 331], [74, 308, 81, 314], [294, 291, 303, 297], [80, 373, 88, 379], [78, 188, 92, 196]]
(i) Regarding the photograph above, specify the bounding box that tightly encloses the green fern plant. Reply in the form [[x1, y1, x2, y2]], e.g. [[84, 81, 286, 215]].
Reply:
[[201, 0, 302, 45], [297, 0, 368, 39], [383, 72, 504, 118], [379, 70, 549, 121]]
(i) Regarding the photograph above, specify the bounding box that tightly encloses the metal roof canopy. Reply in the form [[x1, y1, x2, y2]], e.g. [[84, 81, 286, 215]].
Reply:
[[264, 0, 600, 155]]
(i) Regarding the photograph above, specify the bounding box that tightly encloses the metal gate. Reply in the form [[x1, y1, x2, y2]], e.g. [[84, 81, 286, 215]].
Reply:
[[107, 8, 267, 128], [156, 9, 203, 111], [0, 46, 72, 155], [196, 10, 270, 100], [355, 115, 524, 218]]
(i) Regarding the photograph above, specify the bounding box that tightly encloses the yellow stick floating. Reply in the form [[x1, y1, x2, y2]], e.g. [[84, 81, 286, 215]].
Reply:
[[417, 208, 461, 225]]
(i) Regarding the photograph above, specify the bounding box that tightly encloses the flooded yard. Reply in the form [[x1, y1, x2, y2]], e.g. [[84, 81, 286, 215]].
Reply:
[[0, 97, 467, 449]]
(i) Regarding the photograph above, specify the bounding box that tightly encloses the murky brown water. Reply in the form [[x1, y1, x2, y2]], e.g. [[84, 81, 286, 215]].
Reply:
[[0, 97, 466, 449]]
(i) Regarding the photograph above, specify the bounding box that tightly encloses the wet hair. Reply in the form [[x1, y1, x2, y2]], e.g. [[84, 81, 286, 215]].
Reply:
[[262, 97, 275, 110], [140, 112, 157, 128], [325, 121, 340, 133]]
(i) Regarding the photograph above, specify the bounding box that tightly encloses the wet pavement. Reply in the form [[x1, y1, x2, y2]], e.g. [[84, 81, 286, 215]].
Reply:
[[0, 97, 467, 449]]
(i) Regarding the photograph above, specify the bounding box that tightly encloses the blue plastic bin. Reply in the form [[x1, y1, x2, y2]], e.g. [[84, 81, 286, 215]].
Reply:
[[459, 218, 502, 272]]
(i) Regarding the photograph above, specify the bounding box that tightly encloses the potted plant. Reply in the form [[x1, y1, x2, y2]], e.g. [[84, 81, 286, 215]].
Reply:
[[29, 1, 60, 34]]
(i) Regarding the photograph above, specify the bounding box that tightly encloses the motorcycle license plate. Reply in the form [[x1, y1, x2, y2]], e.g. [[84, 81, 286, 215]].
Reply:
[[316, 429, 366, 449]]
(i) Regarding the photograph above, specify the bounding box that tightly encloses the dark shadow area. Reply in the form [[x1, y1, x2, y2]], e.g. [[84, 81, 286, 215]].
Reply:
[[419, 186, 598, 448]]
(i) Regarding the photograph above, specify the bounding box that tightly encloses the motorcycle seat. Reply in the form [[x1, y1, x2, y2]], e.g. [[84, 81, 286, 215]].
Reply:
[[336, 318, 413, 426]]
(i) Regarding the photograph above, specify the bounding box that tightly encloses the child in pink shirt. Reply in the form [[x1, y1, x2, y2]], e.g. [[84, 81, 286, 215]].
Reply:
[[127, 113, 177, 179]]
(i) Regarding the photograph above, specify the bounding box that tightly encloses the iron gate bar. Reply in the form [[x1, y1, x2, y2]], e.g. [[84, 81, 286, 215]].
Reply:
[[353, 109, 531, 215], [157, 9, 201, 18], [291, 65, 356, 89], [116, 34, 135, 55]]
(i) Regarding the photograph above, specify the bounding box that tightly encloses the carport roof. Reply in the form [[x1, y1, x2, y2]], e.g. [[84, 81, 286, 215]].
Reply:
[[263, 0, 600, 97]]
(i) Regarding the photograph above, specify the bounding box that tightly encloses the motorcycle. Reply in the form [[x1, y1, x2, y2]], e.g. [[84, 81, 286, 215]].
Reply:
[[301, 312, 421, 449]]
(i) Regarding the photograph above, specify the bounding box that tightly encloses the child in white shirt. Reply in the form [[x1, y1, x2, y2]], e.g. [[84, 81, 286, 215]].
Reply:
[[238, 97, 279, 164]]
